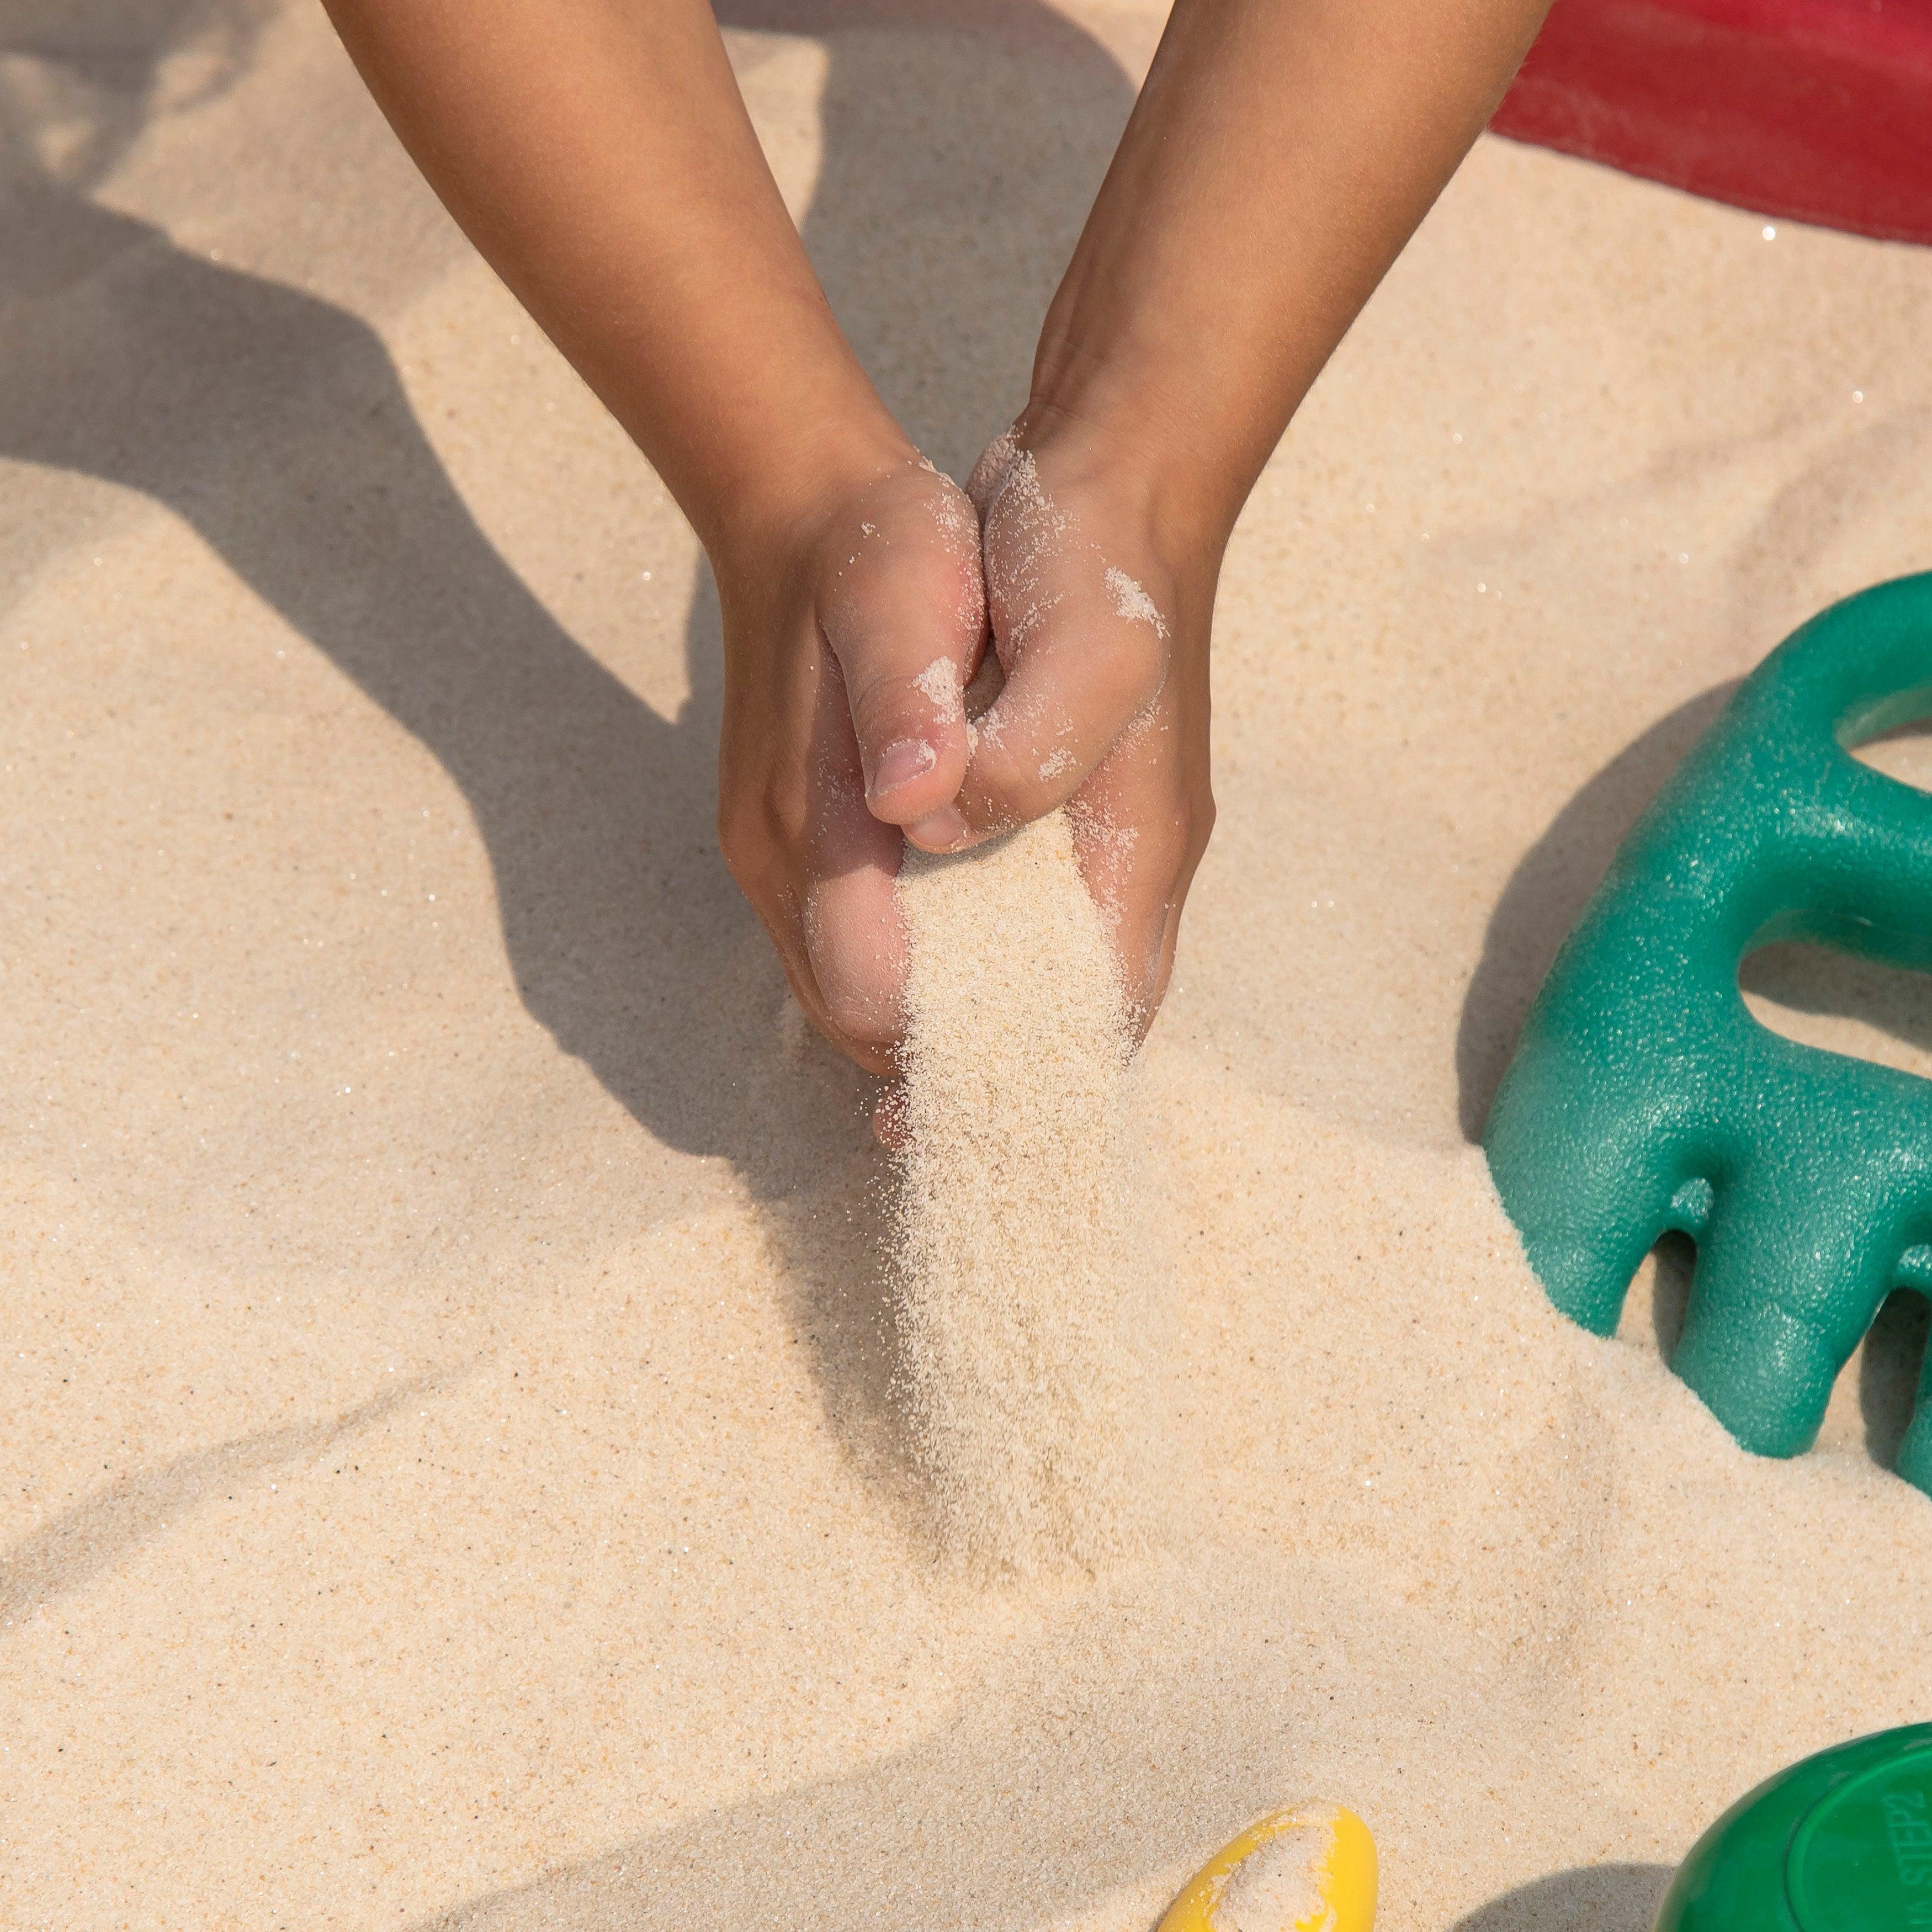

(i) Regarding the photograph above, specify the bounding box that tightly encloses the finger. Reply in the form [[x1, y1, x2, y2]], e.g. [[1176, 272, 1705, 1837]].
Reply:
[[782, 923, 894, 1075], [801, 832, 907, 1068], [729, 857, 890, 1077], [1064, 693, 1213, 1035], [719, 632, 911, 1076], [1067, 756, 1186, 1024], [725, 827, 896, 1077], [797, 647, 912, 1069], [820, 485, 986, 830], [909, 447, 1167, 852]]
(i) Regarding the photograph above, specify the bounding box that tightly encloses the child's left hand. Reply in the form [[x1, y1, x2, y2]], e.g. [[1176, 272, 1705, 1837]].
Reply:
[[714, 448, 988, 1073]]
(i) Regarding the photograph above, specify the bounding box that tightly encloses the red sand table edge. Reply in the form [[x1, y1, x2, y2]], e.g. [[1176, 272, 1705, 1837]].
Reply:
[[1490, 0, 1932, 245]]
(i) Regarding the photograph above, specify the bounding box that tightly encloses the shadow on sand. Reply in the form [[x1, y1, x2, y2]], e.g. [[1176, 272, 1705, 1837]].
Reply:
[[0, 1376, 436, 1623], [1451, 1862, 1675, 1932], [0, 0, 1135, 1515]]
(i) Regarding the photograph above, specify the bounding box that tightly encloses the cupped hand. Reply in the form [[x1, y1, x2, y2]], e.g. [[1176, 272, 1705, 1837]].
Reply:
[[713, 447, 988, 1073], [907, 415, 1219, 1036]]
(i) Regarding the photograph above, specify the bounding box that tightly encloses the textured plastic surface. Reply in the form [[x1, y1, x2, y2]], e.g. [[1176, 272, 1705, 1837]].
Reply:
[[1485, 574, 1932, 1488], [1493, 0, 1932, 247], [1651, 1723, 1932, 1930]]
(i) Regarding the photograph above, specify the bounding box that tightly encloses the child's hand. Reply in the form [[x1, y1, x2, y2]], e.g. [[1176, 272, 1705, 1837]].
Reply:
[[328, 0, 1551, 1079], [873, 0, 1558, 1042], [905, 417, 1218, 1036], [714, 450, 986, 1073]]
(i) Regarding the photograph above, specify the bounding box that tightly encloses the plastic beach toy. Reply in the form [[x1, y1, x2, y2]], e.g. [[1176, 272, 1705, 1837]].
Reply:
[[1158, 1802, 1377, 1932], [1652, 1723, 1932, 1930], [1494, 0, 1932, 248], [1484, 573, 1932, 1489]]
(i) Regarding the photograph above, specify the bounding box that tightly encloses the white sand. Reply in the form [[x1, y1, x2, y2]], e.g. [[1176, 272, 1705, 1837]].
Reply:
[[894, 812, 1160, 1570], [5, 3, 1932, 1929]]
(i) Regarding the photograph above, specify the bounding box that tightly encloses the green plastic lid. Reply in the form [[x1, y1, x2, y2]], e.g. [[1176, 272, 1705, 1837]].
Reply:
[[1654, 1724, 1932, 1930]]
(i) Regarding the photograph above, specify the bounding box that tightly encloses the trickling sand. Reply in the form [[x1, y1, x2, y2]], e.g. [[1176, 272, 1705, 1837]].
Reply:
[[5, 2, 1932, 1929], [894, 812, 1163, 1571]]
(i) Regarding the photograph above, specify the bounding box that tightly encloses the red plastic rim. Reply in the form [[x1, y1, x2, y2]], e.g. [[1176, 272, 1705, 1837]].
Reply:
[[1490, 0, 1932, 244]]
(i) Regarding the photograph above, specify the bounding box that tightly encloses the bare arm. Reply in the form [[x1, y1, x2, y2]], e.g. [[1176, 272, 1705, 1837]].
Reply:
[[321, 0, 994, 1073], [1040, 0, 1554, 553], [321, 0, 1553, 1076], [320, 0, 903, 559], [922, 0, 1553, 1035]]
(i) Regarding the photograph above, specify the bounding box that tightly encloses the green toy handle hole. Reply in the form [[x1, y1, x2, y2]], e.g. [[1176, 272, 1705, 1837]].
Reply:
[[1739, 940, 1932, 1075], [1841, 686, 1932, 760]]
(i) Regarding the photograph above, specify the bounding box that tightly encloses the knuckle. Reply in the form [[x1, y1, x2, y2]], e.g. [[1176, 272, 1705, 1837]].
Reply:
[[847, 673, 926, 749], [1102, 625, 1167, 718], [847, 655, 969, 750]]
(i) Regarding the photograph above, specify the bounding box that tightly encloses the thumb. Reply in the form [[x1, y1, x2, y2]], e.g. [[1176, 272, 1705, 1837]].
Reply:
[[819, 477, 988, 829]]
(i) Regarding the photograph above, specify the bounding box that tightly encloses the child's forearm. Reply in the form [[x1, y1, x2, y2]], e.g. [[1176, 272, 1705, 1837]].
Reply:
[[321, 0, 910, 561], [1031, 0, 1553, 552]]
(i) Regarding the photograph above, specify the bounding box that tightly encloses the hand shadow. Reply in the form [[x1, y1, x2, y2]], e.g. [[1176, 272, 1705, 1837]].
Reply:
[[0, 0, 1135, 1505], [1451, 1862, 1675, 1931]]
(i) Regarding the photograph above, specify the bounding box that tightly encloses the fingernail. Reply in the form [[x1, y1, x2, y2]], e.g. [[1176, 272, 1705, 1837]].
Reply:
[[904, 805, 970, 853], [868, 737, 937, 803]]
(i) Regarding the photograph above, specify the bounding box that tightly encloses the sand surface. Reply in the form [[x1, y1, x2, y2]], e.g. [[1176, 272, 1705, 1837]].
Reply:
[[6, 3, 1932, 1928]]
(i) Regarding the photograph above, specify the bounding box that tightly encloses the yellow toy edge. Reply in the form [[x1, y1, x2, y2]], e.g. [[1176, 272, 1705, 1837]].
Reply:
[[1155, 1803, 1377, 1932]]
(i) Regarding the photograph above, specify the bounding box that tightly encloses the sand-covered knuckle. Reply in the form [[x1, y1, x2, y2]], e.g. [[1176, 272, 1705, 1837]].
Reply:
[[818, 468, 983, 650], [846, 666, 960, 760], [1107, 618, 1170, 718]]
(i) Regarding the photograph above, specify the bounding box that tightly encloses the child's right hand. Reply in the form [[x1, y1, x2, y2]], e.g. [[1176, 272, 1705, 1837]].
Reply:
[[327, 0, 1552, 1092], [713, 447, 987, 1074], [911, 418, 1221, 1044]]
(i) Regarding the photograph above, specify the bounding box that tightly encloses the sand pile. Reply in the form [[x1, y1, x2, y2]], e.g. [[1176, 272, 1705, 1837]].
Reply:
[[893, 812, 1162, 1569]]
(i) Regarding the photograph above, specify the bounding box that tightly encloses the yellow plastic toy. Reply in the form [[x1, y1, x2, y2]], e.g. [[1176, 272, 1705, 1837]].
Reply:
[[1159, 1803, 1377, 1932]]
